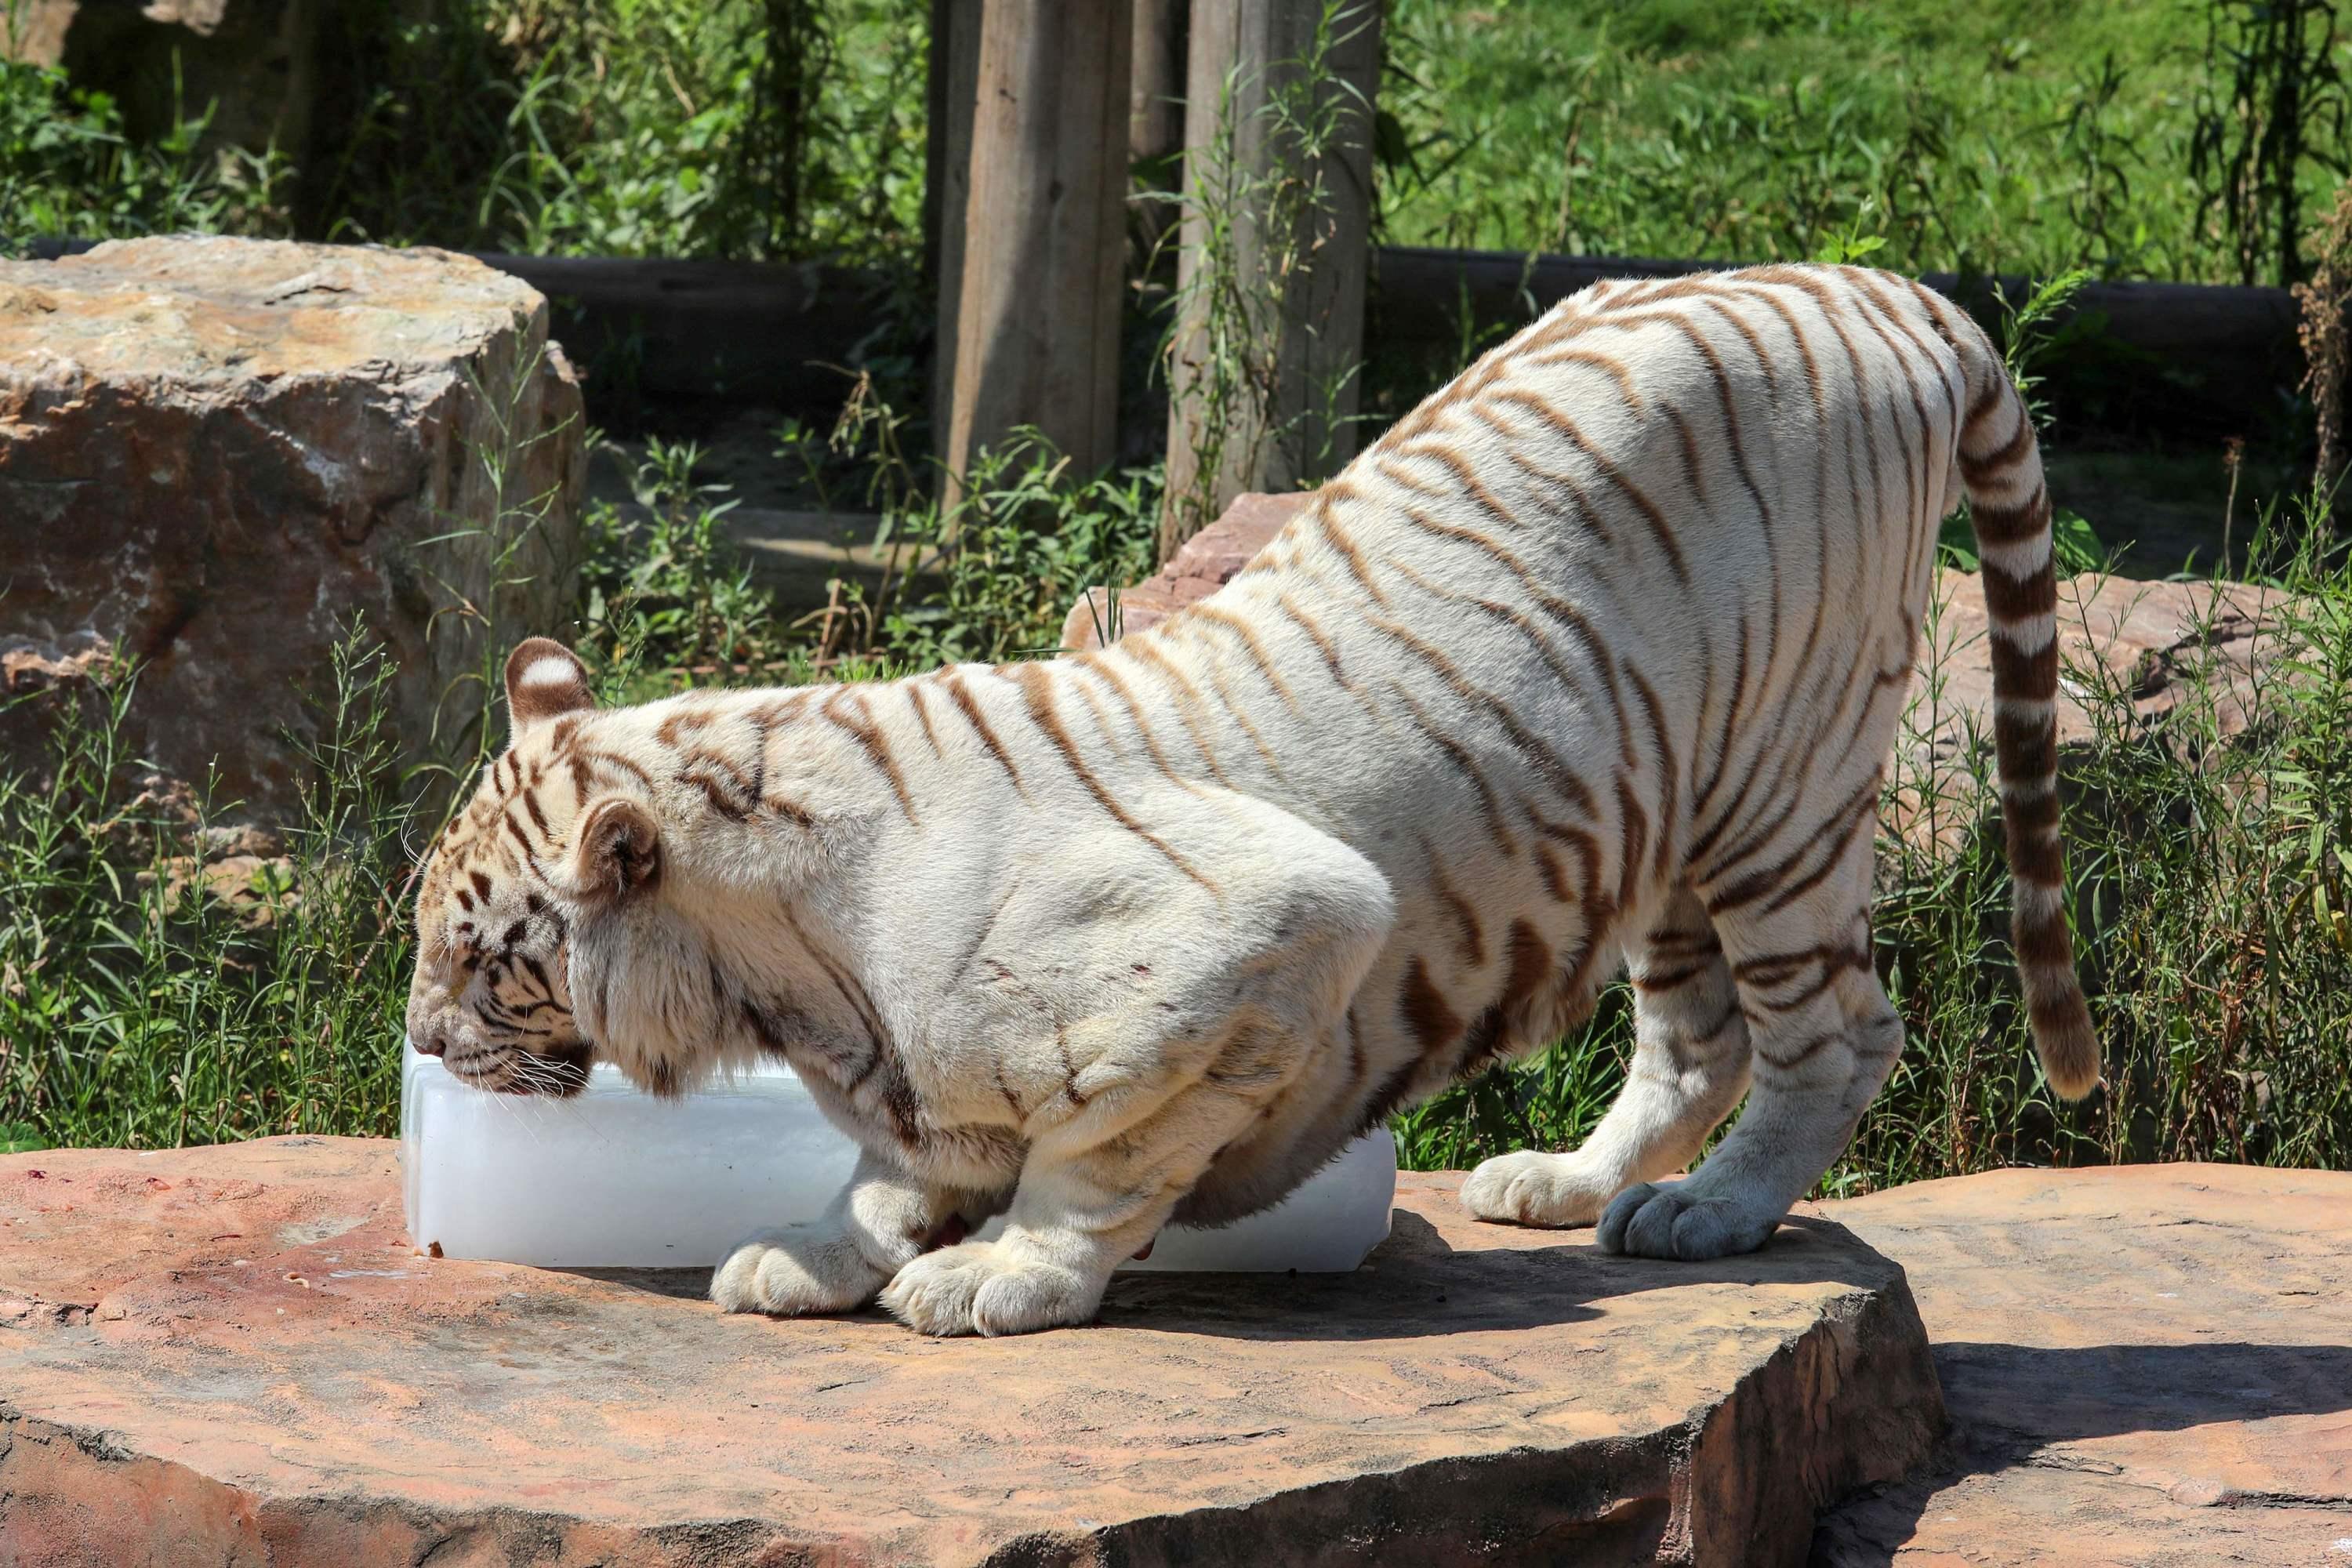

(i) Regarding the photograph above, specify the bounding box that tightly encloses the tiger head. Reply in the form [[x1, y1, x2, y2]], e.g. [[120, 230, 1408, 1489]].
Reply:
[[404, 637, 659, 1098]]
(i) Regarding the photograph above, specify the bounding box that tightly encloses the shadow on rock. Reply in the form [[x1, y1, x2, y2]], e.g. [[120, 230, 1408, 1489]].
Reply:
[[564, 1210, 1906, 1344]]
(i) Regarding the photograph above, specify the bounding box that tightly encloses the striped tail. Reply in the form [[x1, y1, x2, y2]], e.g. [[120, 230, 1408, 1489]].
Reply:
[[1959, 374, 2101, 1100]]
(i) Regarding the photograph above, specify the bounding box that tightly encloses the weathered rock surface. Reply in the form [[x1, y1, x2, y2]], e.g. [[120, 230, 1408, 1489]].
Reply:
[[1813, 1163, 2352, 1566], [1898, 569, 2282, 841], [0, 237, 584, 823], [0, 1139, 1940, 1567], [1060, 490, 1316, 649]]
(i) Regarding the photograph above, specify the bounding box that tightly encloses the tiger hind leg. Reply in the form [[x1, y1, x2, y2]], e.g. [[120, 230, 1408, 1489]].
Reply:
[[1462, 884, 1753, 1228], [1599, 833, 1901, 1261]]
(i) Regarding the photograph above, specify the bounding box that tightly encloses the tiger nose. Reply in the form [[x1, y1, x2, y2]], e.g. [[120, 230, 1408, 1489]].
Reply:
[[415, 1026, 449, 1058]]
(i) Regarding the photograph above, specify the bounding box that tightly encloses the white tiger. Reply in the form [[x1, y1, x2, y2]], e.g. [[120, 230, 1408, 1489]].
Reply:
[[405, 263, 2097, 1337]]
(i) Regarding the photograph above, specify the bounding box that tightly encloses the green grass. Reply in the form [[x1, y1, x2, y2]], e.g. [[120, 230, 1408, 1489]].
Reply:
[[14, 0, 2342, 287], [2, 0, 927, 263], [1379, 0, 2345, 284]]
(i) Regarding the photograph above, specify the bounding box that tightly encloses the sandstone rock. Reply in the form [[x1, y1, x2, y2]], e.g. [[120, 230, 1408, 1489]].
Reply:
[[1811, 1163, 2352, 1566], [1060, 489, 1312, 649], [0, 237, 584, 825], [0, 1139, 1939, 1566], [1896, 569, 2284, 843]]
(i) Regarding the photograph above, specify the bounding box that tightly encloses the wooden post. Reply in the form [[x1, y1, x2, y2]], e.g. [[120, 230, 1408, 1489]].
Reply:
[[1129, 0, 1189, 264], [1163, 0, 1379, 558], [933, 0, 1133, 506]]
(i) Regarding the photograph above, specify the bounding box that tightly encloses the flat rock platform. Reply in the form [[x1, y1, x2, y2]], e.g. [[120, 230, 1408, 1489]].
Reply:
[[1815, 1163, 2352, 1567], [0, 1138, 1937, 1567], [5, 1145, 2339, 1566]]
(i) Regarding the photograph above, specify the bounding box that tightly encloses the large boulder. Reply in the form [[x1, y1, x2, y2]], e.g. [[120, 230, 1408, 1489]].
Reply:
[[0, 237, 584, 825]]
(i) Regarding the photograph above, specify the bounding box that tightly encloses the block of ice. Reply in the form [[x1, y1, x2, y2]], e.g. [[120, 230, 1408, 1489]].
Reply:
[[401, 1044, 1395, 1272]]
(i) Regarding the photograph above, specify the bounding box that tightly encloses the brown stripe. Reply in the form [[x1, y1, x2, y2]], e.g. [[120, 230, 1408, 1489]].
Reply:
[[1390, 683, 1518, 858], [1695, 297, 1781, 399], [1615, 775, 1649, 914], [1276, 591, 1348, 688], [1623, 661, 1679, 881], [2014, 906, 2075, 968], [822, 689, 918, 824], [1988, 635, 2060, 702], [938, 670, 1028, 794], [1993, 706, 2057, 782], [1312, 505, 1392, 607], [1523, 346, 1647, 412], [1971, 490, 2048, 547], [683, 769, 752, 821], [1421, 839, 1488, 969], [2026, 984, 2087, 1038], [2008, 826, 2064, 884], [1010, 662, 1218, 894], [1195, 653, 1291, 781], [1392, 506, 1635, 766], [1399, 955, 1464, 1056], [1488, 390, 1691, 584], [1982, 559, 2057, 621], [1964, 372, 2008, 430], [1076, 655, 1194, 789], [1368, 611, 1596, 818], [1757, 789, 1877, 917], [1192, 603, 1302, 714], [1960, 410, 2034, 486], [1502, 448, 1617, 550], [1756, 1030, 1842, 1072], [2004, 789, 2061, 838], [905, 681, 944, 758], [1125, 637, 1239, 786]]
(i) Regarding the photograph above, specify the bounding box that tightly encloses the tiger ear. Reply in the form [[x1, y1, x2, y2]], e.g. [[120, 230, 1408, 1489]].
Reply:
[[573, 797, 660, 904], [505, 637, 594, 739]]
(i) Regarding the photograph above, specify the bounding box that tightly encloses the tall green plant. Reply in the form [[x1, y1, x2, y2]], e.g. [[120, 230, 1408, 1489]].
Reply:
[[0, 628, 418, 1149], [2189, 0, 2350, 287]]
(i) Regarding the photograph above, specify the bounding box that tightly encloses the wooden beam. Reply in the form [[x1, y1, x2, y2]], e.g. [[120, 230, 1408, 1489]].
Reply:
[[935, 0, 1133, 504], [1163, 0, 1379, 557]]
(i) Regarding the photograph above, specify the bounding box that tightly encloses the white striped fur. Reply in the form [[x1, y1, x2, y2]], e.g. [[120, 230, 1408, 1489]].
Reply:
[[406, 264, 2096, 1337]]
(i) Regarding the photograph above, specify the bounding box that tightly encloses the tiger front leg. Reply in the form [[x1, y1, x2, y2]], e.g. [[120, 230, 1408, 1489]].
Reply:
[[712, 1148, 1004, 1316], [877, 789, 1396, 1336], [879, 1061, 1272, 1337]]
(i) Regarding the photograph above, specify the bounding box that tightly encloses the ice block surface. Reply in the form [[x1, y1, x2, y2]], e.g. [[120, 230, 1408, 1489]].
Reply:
[[401, 1045, 1396, 1272]]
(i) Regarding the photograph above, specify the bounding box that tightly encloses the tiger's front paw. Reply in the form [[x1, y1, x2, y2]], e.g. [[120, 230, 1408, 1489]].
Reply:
[[711, 1222, 888, 1316], [1462, 1149, 1622, 1228], [877, 1240, 1102, 1337]]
